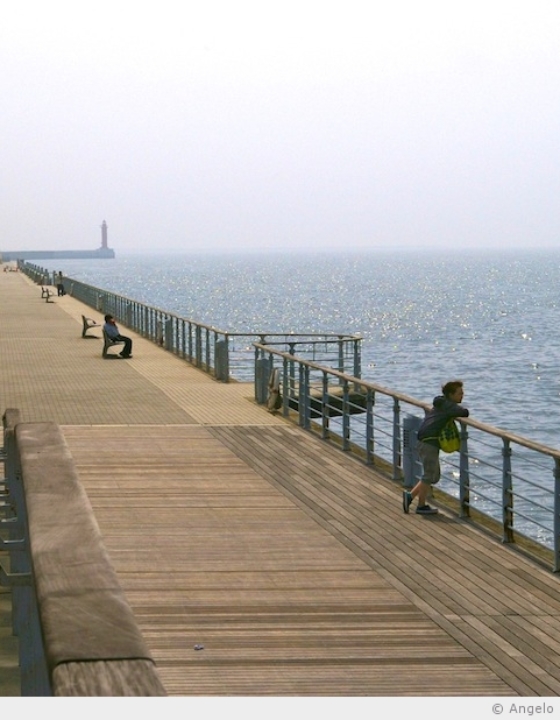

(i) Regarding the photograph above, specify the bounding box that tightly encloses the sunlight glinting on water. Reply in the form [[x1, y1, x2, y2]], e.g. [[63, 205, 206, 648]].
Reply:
[[45, 249, 560, 447]]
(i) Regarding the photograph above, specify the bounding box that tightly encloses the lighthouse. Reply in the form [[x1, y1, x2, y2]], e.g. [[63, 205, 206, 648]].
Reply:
[[96, 220, 115, 257], [101, 220, 108, 249]]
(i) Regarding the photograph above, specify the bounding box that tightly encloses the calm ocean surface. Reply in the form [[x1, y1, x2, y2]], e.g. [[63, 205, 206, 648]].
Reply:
[[43, 248, 560, 450]]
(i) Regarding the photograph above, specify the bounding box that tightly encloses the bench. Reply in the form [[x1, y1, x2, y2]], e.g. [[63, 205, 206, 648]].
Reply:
[[41, 287, 54, 303], [102, 328, 125, 358], [81, 315, 100, 338]]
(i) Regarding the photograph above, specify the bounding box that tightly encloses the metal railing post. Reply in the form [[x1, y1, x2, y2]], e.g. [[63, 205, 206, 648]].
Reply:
[[287, 344, 296, 392], [321, 371, 329, 439], [392, 398, 401, 481], [142, 306, 148, 337], [297, 363, 304, 427], [303, 365, 311, 430], [155, 319, 163, 346], [338, 336, 344, 377], [365, 389, 375, 465], [353, 338, 362, 385], [282, 356, 290, 417], [299, 363, 310, 429], [205, 328, 211, 372], [180, 319, 186, 359], [188, 321, 193, 361], [224, 334, 230, 382], [342, 379, 350, 451], [459, 424, 470, 518], [126, 302, 133, 329], [502, 439, 514, 544], [149, 308, 155, 341], [195, 325, 202, 367], [554, 458, 560, 572], [164, 318, 173, 351], [173, 317, 179, 355]]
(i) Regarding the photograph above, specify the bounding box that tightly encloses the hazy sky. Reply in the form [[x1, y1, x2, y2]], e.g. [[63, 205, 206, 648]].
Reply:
[[2, 1, 560, 254]]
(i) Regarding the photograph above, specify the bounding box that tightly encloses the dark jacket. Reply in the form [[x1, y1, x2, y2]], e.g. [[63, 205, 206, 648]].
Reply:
[[417, 395, 470, 448]]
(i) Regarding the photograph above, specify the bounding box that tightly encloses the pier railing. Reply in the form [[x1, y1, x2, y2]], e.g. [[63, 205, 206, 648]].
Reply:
[[19, 263, 362, 382], [254, 343, 560, 572]]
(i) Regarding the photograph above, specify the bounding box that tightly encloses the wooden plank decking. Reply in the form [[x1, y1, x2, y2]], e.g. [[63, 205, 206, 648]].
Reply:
[[1, 267, 560, 696]]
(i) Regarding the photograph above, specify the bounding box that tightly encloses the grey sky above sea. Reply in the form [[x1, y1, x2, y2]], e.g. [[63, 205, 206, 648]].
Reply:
[[3, 1, 560, 254]]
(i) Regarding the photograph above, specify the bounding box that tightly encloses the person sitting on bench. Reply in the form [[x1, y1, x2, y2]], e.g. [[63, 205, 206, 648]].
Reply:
[[103, 314, 133, 359]]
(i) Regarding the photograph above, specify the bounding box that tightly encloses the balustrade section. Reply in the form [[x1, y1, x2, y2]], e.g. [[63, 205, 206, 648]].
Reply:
[[254, 342, 560, 572]]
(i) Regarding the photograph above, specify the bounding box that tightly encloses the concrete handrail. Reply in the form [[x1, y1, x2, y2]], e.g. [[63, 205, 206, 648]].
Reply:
[[12, 421, 166, 696]]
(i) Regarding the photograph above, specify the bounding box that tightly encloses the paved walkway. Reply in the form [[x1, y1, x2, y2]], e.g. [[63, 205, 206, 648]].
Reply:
[[1, 267, 560, 696]]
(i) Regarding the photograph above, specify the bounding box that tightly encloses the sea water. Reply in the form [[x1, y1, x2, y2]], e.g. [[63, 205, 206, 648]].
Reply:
[[43, 248, 560, 449]]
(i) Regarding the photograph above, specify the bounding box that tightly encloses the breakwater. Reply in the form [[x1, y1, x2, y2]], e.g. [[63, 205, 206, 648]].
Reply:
[[1, 248, 114, 262]]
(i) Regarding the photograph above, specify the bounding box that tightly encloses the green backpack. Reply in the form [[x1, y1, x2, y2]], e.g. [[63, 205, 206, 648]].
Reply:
[[439, 420, 461, 453]]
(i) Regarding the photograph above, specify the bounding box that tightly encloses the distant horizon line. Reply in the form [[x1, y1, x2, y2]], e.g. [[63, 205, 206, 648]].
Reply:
[[5, 244, 560, 259], [110, 244, 560, 256]]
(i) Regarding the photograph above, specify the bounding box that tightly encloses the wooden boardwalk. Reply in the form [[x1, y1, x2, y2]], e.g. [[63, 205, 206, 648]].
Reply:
[[1, 267, 560, 696]]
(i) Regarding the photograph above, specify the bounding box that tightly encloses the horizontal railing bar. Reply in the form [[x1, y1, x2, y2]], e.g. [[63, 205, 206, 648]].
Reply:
[[510, 492, 552, 514], [506, 508, 551, 533]]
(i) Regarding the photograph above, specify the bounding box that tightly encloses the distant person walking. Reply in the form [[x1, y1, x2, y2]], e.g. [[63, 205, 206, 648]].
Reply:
[[56, 271, 65, 296], [103, 314, 133, 359], [403, 380, 469, 516]]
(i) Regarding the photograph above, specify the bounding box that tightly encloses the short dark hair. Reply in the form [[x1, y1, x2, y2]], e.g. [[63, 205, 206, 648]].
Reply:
[[442, 380, 463, 398], [104, 314, 114, 322]]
